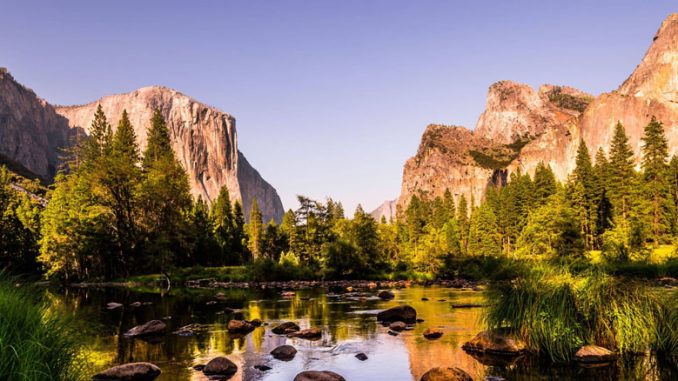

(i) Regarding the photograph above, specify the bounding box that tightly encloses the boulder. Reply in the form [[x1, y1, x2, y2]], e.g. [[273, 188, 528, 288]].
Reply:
[[227, 319, 254, 334], [124, 320, 166, 337], [272, 321, 300, 334], [249, 318, 263, 327], [288, 327, 322, 340], [203, 356, 237, 376], [423, 328, 443, 339], [254, 365, 271, 371], [420, 367, 473, 381], [92, 362, 161, 380], [389, 322, 407, 331], [293, 370, 346, 381], [462, 328, 526, 355], [129, 301, 142, 308], [271, 345, 297, 361], [377, 305, 417, 324], [378, 290, 395, 300], [574, 345, 617, 363]]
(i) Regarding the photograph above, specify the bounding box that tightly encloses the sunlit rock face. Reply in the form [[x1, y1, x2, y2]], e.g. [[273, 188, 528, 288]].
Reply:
[[370, 199, 397, 222], [398, 13, 678, 212], [0, 68, 74, 178]]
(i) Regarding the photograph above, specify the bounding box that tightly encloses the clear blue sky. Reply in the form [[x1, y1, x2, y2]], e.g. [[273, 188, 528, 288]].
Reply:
[[1, 1, 675, 213]]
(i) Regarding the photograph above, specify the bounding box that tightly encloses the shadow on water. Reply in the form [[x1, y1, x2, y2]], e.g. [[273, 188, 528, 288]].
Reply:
[[44, 286, 676, 381]]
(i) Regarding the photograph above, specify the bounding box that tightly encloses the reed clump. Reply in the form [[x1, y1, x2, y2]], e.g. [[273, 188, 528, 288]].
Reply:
[[0, 273, 86, 380], [484, 264, 671, 363]]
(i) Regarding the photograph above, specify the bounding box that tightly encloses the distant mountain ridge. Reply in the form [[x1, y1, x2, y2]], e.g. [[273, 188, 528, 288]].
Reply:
[[397, 13, 678, 213], [0, 70, 283, 222]]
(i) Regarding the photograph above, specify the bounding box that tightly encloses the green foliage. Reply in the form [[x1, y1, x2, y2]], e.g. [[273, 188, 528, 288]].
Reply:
[[247, 198, 263, 260], [0, 274, 87, 380], [546, 86, 592, 112]]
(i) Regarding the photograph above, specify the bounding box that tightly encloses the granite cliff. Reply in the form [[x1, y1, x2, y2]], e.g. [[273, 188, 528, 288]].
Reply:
[[0, 71, 283, 222], [398, 13, 678, 214]]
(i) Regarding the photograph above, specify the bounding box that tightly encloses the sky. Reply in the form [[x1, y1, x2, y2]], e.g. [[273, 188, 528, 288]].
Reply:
[[1, 1, 675, 213]]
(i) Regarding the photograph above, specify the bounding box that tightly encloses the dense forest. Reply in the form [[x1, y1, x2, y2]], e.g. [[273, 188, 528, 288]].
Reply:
[[1, 107, 677, 282]]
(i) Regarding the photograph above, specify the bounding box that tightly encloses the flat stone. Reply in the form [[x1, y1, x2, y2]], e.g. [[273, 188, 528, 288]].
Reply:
[[92, 362, 161, 380], [288, 327, 322, 340], [574, 345, 617, 363]]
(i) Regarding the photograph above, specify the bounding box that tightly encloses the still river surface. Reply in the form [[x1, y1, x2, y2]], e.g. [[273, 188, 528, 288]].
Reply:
[[45, 285, 674, 380]]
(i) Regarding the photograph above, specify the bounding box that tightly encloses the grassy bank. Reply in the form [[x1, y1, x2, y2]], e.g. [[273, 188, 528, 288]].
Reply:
[[0, 274, 86, 380], [483, 264, 678, 363]]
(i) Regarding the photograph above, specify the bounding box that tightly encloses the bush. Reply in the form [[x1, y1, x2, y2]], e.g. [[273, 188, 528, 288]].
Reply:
[[0, 274, 86, 380], [246, 257, 315, 281]]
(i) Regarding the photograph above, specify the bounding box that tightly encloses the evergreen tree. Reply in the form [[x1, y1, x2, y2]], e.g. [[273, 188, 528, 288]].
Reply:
[[608, 122, 636, 220], [211, 186, 235, 264], [137, 110, 192, 273], [571, 140, 597, 250], [82, 104, 113, 165], [669, 155, 678, 232], [467, 202, 501, 257], [593, 149, 613, 243], [189, 197, 219, 266], [247, 198, 264, 260], [232, 200, 246, 262], [442, 188, 456, 221], [457, 194, 469, 253], [640, 117, 674, 244], [533, 162, 557, 206]]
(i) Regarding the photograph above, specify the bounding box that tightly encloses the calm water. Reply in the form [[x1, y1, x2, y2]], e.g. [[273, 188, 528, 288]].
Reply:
[[45, 285, 674, 381]]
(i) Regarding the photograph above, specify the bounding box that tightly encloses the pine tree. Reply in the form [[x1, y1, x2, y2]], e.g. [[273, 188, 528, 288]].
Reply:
[[137, 110, 192, 273], [571, 140, 597, 250], [190, 197, 219, 266], [442, 189, 456, 221], [640, 117, 674, 244], [669, 155, 678, 232], [232, 200, 246, 263], [593, 148, 613, 243], [247, 198, 264, 260], [211, 187, 236, 265], [467, 202, 501, 257], [533, 162, 557, 206], [457, 194, 469, 254], [608, 122, 636, 220], [83, 104, 113, 164]]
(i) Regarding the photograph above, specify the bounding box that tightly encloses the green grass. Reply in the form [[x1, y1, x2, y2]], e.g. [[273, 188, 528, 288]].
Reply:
[[0, 273, 87, 380], [484, 264, 664, 362]]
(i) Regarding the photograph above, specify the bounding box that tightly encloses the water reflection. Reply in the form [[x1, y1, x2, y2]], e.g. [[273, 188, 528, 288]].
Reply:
[[46, 286, 674, 381]]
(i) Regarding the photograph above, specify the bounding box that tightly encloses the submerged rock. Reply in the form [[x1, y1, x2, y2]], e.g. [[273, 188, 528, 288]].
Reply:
[[420, 367, 473, 381], [272, 321, 300, 334], [249, 318, 263, 327], [462, 328, 526, 355], [423, 328, 443, 339], [124, 320, 166, 337], [377, 305, 417, 324], [271, 345, 297, 361], [92, 362, 161, 380], [293, 370, 346, 381], [288, 327, 322, 340], [203, 356, 237, 376], [574, 345, 617, 363]]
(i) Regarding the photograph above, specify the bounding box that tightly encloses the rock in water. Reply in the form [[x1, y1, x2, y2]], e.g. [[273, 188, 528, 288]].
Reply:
[[227, 319, 255, 334], [377, 290, 395, 300], [355, 353, 368, 361], [203, 356, 238, 376], [423, 328, 443, 339], [124, 320, 166, 337], [293, 370, 346, 381], [377, 305, 417, 324], [92, 362, 161, 380], [574, 345, 617, 363], [420, 367, 473, 381], [271, 345, 297, 361], [272, 321, 300, 334], [288, 327, 322, 340], [106, 302, 123, 310], [462, 328, 526, 355]]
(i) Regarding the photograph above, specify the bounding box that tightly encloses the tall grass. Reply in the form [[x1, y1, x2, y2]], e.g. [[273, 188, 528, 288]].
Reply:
[[484, 264, 662, 362], [0, 273, 86, 380], [653, 289, 678, 363]]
